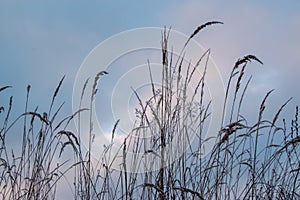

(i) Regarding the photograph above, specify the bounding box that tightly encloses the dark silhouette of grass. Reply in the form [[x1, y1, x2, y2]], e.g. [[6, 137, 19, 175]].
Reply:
[[1, 22, 299, 199]]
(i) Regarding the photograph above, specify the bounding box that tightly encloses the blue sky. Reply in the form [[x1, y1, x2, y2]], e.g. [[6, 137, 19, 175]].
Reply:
[[0, 1, 177, 113], [1, 1, 300, 111], [1, 1, 300, 110], [1, 1, 300, 198]]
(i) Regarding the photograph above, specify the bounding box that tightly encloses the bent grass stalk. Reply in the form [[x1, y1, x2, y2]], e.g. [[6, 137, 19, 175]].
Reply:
[[0, 22, 299, 199]]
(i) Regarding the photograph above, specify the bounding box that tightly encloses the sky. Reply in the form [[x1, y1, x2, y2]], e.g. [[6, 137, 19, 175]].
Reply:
[[1, 1, 300, 198]]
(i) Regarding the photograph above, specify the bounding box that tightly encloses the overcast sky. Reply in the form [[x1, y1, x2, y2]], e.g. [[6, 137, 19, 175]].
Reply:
[[1, 1, 300, 114], [1, 1, 300, 198]]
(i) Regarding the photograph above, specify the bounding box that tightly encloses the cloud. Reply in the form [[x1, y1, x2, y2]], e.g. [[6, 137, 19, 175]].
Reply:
[[157, 1, 300, 121], [1, 1, 300, 198]]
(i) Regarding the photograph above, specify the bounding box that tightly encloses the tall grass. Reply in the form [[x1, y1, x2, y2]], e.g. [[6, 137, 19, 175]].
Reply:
[[1, 22, 299, 199]]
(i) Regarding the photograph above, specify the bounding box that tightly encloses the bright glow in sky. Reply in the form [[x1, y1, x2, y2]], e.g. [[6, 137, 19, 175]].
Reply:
[[1, 1, 300, 198], [1, 1, 300, 108]]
